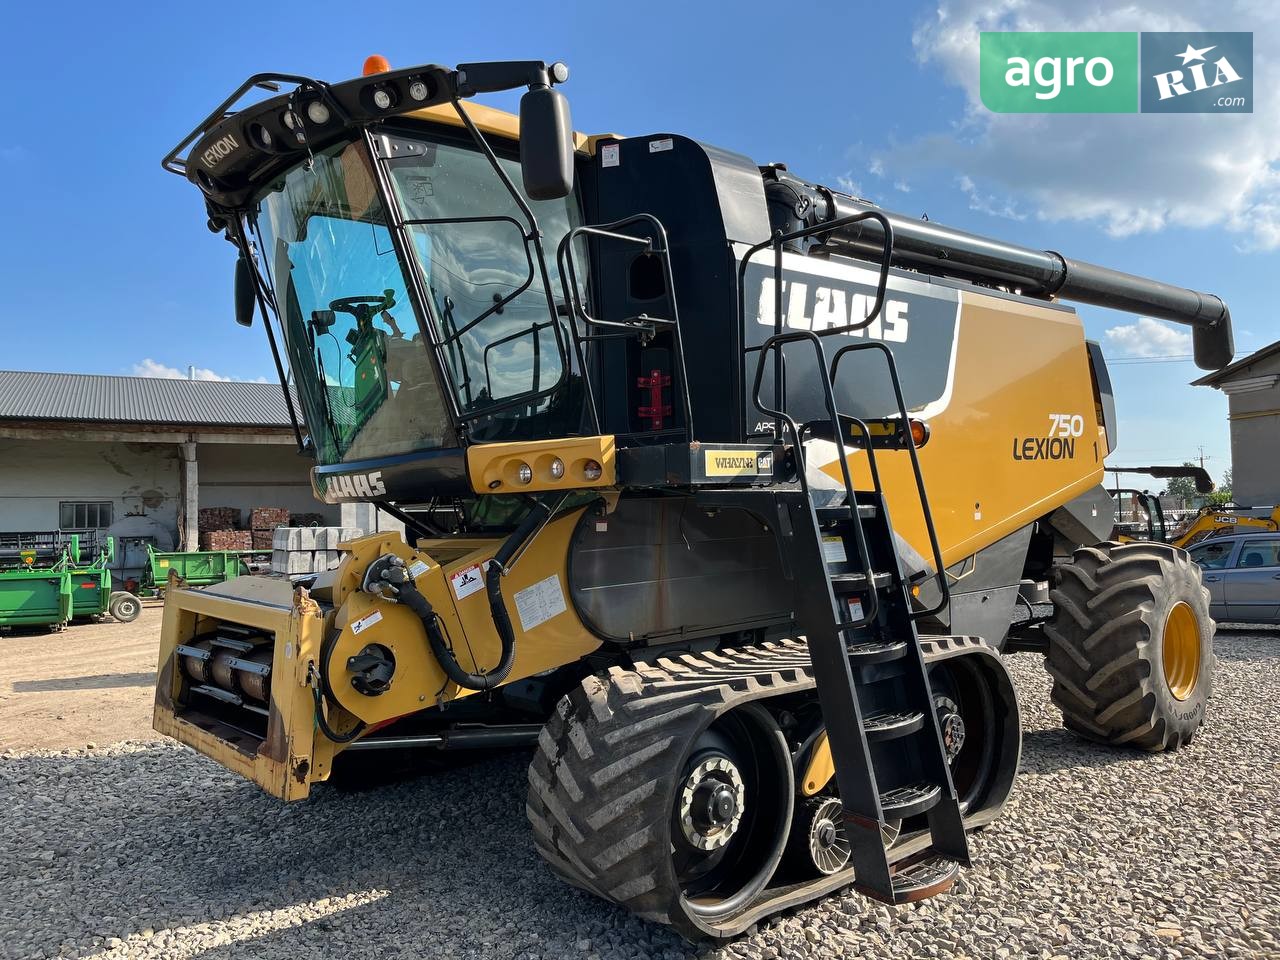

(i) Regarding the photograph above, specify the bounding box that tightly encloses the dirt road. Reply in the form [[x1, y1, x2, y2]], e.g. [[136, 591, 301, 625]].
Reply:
[[0, 605, 162, 751]]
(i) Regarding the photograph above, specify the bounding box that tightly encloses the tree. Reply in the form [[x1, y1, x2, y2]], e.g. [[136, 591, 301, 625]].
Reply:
[[1206, 467, 1233, 507], [1162, 462, 1201, 502]]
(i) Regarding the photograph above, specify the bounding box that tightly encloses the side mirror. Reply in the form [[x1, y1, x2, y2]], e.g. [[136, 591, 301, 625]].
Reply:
[[234, 255, 257, 327], [519, 85, 574, 201]]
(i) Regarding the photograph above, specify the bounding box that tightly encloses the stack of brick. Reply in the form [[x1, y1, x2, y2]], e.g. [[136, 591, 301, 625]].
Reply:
[[250, 507, 290, 551], [270, 527, 365, 575], [197, 507, 240, 532], [200, 529, 252, 551]]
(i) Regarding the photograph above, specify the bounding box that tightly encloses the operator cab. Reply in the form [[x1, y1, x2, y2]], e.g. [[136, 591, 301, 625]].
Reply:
[[166, 59, 593, 507]]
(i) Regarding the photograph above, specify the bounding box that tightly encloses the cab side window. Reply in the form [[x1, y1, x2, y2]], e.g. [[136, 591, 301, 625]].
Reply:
[[1190, 541, 1234, 569], [1236, 540, 1280, 569]]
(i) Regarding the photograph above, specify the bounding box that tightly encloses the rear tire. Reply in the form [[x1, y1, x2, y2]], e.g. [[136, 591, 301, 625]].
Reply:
[[1045, 541, 1213, 751]]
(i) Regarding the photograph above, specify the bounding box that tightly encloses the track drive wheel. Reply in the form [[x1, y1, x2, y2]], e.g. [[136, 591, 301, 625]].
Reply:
[[1045, 540, 1214, 751], [527, 671, 794, 939]]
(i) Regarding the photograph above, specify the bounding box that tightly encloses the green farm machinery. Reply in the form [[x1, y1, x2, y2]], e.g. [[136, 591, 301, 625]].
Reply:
[[144, 544, 251, 597], [0, 533, 140, 631]]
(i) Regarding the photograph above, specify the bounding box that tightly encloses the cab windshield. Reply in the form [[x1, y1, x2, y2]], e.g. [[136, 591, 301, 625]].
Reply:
[[251, 128, 582, 465]]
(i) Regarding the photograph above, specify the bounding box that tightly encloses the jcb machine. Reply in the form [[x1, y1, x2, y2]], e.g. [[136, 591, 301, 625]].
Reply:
[[1108, 466, 1280, 547], [156, 58, 1232, 938]]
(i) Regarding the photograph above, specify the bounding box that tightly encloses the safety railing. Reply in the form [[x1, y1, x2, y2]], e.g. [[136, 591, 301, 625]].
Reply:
[[740, 212, 951, 623], [555, 213, 695, 439]]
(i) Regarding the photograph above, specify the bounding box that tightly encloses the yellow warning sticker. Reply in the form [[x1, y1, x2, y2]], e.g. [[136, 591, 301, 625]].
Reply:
[[704, 450, 773, 477]]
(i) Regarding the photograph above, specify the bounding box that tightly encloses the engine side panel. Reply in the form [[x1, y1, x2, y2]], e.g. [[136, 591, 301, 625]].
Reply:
[[567, 495, 792, 643]]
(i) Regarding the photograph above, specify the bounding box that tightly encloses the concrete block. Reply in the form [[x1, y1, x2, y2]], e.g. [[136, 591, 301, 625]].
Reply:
[[288, 551, 313, 575], [326, 550, 342, 570], [271, 549, 288, 574], [297, 527, 317, 551], [272, 528, 290, 550]]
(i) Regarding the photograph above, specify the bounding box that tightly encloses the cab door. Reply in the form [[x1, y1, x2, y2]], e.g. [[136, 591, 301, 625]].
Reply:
[[1222, 538, 1280, 624]]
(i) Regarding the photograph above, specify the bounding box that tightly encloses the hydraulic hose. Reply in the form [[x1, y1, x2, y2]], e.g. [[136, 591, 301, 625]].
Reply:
[[313, 684, 367, 743], [364, 497, 555, 691]]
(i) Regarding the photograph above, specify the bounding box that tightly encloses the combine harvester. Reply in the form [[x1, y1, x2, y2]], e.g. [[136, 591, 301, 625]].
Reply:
[[153, 57, 1233, 937]]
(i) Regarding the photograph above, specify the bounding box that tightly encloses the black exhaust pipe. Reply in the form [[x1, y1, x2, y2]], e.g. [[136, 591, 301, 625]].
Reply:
[[763, 170, 1235, 371]]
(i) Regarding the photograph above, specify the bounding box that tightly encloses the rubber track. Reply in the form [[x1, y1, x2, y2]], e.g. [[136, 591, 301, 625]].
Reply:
[[1045, 540, 1214, 751], [526, 636, 998, 939]]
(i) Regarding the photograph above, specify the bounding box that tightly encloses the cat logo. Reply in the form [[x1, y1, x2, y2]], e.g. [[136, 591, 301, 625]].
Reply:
[[704, 450, 774, 477]]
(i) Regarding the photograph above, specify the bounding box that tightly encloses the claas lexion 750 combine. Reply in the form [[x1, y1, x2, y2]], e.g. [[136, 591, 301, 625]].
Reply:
[[156, 57, 1234, 938]]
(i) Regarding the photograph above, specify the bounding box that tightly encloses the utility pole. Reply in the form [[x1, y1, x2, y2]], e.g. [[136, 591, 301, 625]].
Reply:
[[1196, 446, 1211, 471]]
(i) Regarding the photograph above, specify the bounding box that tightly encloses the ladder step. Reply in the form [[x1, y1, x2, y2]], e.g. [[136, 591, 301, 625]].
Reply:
[[816, 504, 878, 523], [844, 639, 909, 664], [889, 856, 961, 903], [830, 571, 894, 593], [880, 781, 942, 820], [863, 709, 925, 742]]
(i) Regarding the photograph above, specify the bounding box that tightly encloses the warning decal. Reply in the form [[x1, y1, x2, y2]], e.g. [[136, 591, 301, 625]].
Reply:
[[513, 575, 568, 632], [450, 564, 486, 601], [351, 609, 383, 636]]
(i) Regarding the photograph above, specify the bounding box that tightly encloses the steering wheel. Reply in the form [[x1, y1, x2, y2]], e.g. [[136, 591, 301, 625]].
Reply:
[[329, 289, 396, 316]]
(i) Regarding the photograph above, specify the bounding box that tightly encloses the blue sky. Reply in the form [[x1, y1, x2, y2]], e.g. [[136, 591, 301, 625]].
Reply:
[[2, 0, 1274, 484]]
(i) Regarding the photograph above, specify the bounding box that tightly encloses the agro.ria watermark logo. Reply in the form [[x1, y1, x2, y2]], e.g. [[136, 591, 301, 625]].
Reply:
[[980, 31, 1252, 113]]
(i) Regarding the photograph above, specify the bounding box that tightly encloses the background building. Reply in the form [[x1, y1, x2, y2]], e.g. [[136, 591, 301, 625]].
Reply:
[[0, 370, 337, 580], [1194, 341, 1280, 507]]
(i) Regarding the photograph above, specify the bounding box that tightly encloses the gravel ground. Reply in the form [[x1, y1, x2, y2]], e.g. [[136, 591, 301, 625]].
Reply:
[[2, 627, 1278, 960]]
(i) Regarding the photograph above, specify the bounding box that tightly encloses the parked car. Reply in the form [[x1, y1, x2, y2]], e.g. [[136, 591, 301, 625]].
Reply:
[[1187, 532, 1280, 624]]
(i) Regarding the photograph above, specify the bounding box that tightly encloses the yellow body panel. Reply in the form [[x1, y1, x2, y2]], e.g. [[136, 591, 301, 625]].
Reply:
[[466, 435, 617, 493], [801, 731, 835, 796], [322, 519, 600, 718], [405, 102, 593, 151], [821, 292, 1107, 570], [441, 509, 600, 694]]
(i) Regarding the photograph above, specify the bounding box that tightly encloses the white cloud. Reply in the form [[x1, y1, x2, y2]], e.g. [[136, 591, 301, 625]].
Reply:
[[131, 359, 267, 382], [836, 174, 863, 196], [1104, 317, 1194, 356], [957, 175, 1026, 220], [893, 180, 913, 193], [877, 1, 1280, 249]]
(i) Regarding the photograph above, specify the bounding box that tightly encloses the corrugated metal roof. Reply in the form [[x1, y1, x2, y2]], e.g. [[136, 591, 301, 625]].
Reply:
[[0, 370, 296, 427]]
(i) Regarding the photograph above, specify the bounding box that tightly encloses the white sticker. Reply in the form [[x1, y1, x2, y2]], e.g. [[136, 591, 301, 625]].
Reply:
[[821, 536, 847, 564], [407, 559, 429, 580], [450, 564, 486, 600], [351, 609, 383, 635], [649, 137, 674, 153], [595, 520, 608, 533], [514, 574, 568, 632], [846, 598, 865, 621], [601, 143, 620, 168]]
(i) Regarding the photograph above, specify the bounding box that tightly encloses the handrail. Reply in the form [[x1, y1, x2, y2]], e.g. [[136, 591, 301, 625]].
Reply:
[[750, 329, 879, 628], [555, 213, 695, 439], [737, 211, 895, 441], [831, 342, 951, 620]]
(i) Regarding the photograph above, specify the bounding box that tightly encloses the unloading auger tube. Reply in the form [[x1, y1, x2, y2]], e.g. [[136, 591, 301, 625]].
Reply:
[[764, 169, 1234, 370]]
